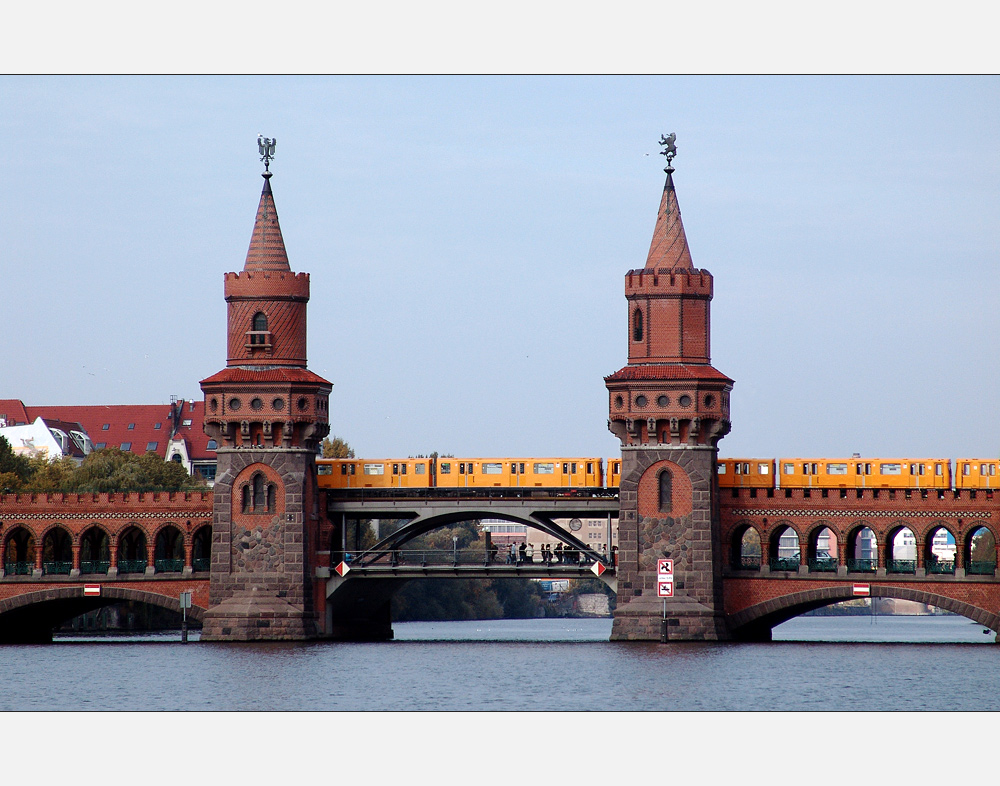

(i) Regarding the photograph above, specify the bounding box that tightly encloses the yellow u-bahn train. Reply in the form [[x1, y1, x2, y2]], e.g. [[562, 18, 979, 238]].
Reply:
[[317, 457, 622, 491], [717, 458, 1000, 490], [316, 455, 998, 492]]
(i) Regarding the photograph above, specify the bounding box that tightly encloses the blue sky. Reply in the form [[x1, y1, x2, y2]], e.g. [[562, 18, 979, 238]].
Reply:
[[2, 76, 998, 461]]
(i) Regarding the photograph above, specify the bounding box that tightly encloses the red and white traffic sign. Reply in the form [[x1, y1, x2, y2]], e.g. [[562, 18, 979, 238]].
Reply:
[[335, 561, 351, 577], [657, 581, 674, 598], [83, 585, 101, 597], [591, 562, 606, 577], [853, 583, 870, 596], [657, 559, 674, 576]]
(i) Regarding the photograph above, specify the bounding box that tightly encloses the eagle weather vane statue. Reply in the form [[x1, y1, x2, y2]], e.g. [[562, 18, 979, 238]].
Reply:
[[257, 134, 276, 172], [659, 133, 677, 170]]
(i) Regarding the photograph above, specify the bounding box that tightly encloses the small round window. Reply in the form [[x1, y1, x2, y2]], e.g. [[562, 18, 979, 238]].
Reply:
[[614, 395, 624, 409], [657, 395, 669, 407], [229, 398, 242, 411], [272, 397, 285, 411], [635, 395, 648, 408], [250, 398, 263, 411], [209, 398, 219, 413], [679, 395, 692, 407], [297, 397, 309, 412], [704, 394, 715, 407]]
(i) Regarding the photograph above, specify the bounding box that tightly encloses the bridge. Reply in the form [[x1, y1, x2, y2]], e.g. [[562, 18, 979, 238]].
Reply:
[[322, 487, 620, 638], [0, 490, 212, 642]]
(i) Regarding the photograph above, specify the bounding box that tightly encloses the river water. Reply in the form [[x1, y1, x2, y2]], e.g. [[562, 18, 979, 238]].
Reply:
[[1, 615, 995, 712]]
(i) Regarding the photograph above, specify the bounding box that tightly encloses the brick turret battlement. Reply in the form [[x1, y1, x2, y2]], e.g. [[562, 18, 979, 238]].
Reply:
[[224, 270, 310, 300], [625, 267, 713, 298], [0, 490, 212, 513]]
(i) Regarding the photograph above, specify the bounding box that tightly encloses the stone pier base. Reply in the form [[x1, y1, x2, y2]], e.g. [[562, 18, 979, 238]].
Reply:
[[200, 593, 317, 641], [611, 596, 731, 641]]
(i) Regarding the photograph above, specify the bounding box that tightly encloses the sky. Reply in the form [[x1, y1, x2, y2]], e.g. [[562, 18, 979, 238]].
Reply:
[[2, 76, 998, 463]]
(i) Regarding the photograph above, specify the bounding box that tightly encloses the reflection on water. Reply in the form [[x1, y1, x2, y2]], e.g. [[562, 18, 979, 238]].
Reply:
[[5, 616, 995, 711]]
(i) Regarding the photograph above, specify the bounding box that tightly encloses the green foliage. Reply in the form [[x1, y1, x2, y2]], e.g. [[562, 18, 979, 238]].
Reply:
[[19, 448, 203, 493], [322, 437, 355, 459], [0, 437, 32, 491]]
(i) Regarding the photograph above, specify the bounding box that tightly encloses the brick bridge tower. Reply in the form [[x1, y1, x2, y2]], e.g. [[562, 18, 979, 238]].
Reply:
[[606, 137, 733, 641], [200, 149, 332, 640]]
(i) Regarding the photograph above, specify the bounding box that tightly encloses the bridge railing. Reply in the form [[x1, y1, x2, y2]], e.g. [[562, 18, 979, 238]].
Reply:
[[349, 547, 610, 570]]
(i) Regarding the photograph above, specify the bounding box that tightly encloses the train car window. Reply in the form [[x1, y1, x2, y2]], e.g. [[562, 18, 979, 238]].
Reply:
[[571, 463, 577, 474], [363, 463, 384, 475], [519, 463, 525, 474], [415, 463, 426, 474], [587, 462, 593, 474], [393, 464, 399, 475], [318, 464, 332, 475], [717, 463, 727, 474], [935, 464, 943, 476], [981, 463, 989, 475], [349, 464, 355, 475], [339, 464, 347, 475], [440, 462, 451, 474], [918, 464, 925, 475], [742, 463, 750, 474], [511, 463, 518, 474], [483, 463, 503, 474], [562, 463, 569, 474], [534, 463, 555, 474], [991, 464, 997, 476], [783, 463, 794, 474], [459, 463, 466, 474], [880, 463, 902, 475], [401, 464, 407, 475], [963, 463, 970, 475], [827, 463, 847, 475], [614, 462, 620, 474], [758, 464, 770, 474]]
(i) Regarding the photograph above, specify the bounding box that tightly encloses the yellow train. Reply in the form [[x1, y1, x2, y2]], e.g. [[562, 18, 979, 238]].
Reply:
[[718, 457, 998, 490], [317, 457, 613, 490], [316, 455, 998, 492]]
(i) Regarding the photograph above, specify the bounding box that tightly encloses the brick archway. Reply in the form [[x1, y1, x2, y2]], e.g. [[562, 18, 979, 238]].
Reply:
[[727, 585, 1000, 640]]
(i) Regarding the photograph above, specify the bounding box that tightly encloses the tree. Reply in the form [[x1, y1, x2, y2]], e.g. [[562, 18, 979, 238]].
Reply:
[[22, 448, 205, 493], [322, 436, 355, 459], [0, 436, 32, 492]]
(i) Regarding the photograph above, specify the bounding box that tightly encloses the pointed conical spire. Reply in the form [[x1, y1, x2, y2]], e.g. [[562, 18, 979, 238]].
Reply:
[[244, 172, 291, 272], [644, 167, 693, 270]]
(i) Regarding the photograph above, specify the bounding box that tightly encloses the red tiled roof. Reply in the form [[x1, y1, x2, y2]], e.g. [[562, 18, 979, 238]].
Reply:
[[26, 400, 217, 462], [0, 399, 31, 426], [200, 367, 332, 386], [604, 364, 733, 383], [645, 170, 694, 270], [27, 404, 175, 458]]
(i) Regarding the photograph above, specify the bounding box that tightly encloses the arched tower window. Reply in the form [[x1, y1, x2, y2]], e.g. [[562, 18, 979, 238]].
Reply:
[[658, 469, 672, 513], [250, 312, 269, 345], [243, 472, 276, 514], [633, 308, 644, 342], [252, 473, 266, 509]]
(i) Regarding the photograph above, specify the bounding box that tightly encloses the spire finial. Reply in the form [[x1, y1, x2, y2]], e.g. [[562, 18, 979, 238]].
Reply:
[[659, 133, 677, 172], [257, 134, 276, 174]]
